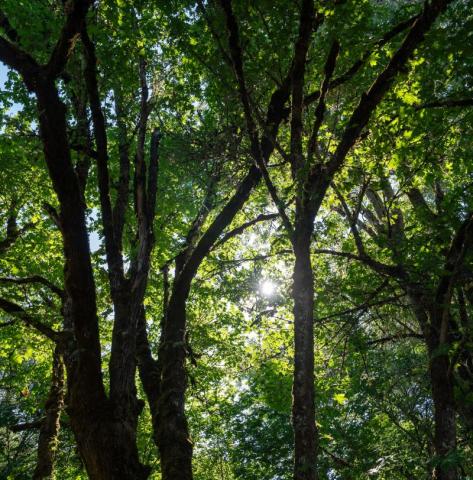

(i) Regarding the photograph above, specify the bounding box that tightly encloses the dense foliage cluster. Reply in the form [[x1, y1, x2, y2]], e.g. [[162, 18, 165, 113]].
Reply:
[[0, 1, 472, 479]]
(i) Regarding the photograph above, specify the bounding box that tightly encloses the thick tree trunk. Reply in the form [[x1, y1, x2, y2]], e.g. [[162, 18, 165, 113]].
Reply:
[[427, 307, 457, 480], [36, 83, 148, 480], [429, 351, 457, 480], [108, 294, 144, 466], [66, 411, 149, 479], [1, 6, 148, 476], [155, 285, 193, 480], [292, 207, 317, 480], [136, 307, 161, 446], [33, 347, 65, 480], [410, 296, 457, 480]]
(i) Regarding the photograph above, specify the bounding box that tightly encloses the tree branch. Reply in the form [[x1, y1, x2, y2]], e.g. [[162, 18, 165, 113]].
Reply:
[[314, 248, 404, 278], [218, 0, 294, 238], [367, 332, 424, 345], [0, 36, 39, 83], [304, 13, 420, 105], [406, 187, 437, 222], [435, 212, 473, 343], [9, 418, 44, 432], [415, 97, 473, 110], [0, 211, 33, 254], [147, 128, 161, 228], [111, 92, 131, 248], [46, 0, 93, 79], [0, 298, 59, 341], [323, 0, 454, 180], [0, 276, 64, 298], [289, 0, 316, 176], [212, 212, 278, 250], [307, 40, 340, 163], [82, 25, 124, 288]]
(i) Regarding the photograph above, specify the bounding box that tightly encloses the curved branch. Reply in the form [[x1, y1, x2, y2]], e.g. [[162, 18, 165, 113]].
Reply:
[[212, 212, 278, 250], [0, 298, 59, 341], [218, 0, 294, 238], [304, 13, 420, 105], [0, 276, 64, 298], [314, 248, 404, 278]]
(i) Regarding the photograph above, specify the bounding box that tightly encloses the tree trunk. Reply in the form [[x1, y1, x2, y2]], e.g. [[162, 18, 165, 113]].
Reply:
[[455, 355, 473, 432], [36, 82, 148, 480], [136, 307, 161, 446], [454, 287, 473, 432], [429, 351, 457, 480], [428, 307, 457, 480], [33, 347, 65, 480], [410, 296, 457, 480], [155, 284, 193, 480], [292, 206, 318, 480], [108, 294, 144, 466]]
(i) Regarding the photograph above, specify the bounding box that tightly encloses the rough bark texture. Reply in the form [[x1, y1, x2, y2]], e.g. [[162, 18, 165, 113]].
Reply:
[[33, 348, 65, 480], [288, 0, 318, 476], [411, 296, 458, 480], [37, 73, 148, 480], [0, 3, 150, 477], [292, 207, 317, 480], [136, 307, 161, 445], [454, 288, 473, 430], [428, 335, 457, 480], [156, 286, 193, 480]]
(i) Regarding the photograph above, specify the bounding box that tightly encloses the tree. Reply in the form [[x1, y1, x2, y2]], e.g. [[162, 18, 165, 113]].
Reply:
[[217, 0, 456, 478], [0, 1, 471, 479]]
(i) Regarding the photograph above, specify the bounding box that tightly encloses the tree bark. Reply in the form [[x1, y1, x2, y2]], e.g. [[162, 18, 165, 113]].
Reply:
[[453, 289, 473, 431], [156, 285, 194, 480], [1, 29, 150, 474], [33, 347, 65, 480], [292, 206, 317, 480], [136, 307, 161, 446], [428, 307, 458, 480], [430, 351, 457, 480], [406, 292, 457, 480], [36, 79, 149, 480]]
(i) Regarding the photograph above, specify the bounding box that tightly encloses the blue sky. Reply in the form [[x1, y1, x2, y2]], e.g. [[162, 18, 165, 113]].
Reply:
[[1, 62, 21, 115], [1, 62, 8, 88]]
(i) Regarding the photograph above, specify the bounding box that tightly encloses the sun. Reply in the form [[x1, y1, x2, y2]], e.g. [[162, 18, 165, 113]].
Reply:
[[260, 279, 276, 297]]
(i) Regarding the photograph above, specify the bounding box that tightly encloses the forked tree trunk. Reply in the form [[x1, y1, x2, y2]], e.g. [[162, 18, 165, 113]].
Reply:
[[36, 81, 148, 480], [137, 168, 269, 479]]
